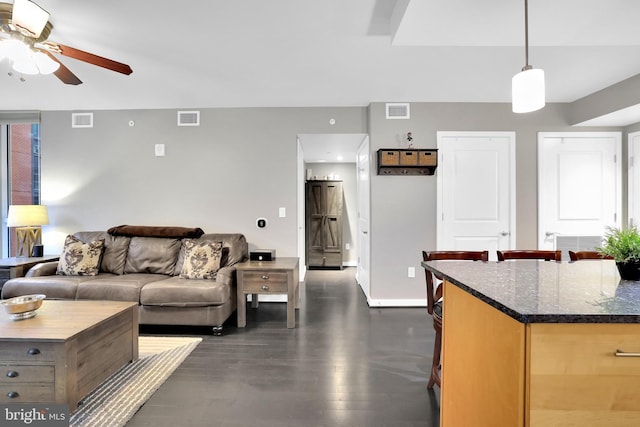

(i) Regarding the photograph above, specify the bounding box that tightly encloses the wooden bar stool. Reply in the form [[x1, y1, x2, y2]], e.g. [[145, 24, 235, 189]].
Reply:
[[568, 250, 613, 262], [497, 250, 561, 261], [421, 250, 489, 389]]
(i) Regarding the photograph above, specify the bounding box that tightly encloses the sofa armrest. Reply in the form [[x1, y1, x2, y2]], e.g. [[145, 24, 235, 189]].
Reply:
[[26, 261, 59, 277], [216, 265, 236, 287]]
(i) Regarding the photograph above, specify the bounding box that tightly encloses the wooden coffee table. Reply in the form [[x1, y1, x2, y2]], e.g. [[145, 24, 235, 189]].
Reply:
[[0, 300, 138, 411]]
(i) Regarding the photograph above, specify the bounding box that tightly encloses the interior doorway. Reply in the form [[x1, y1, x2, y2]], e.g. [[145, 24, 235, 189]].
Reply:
[[297, 134, 370, 299], [538, 132, 621, 255]]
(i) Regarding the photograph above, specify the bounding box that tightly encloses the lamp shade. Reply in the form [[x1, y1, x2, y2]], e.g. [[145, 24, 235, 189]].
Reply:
[[7, 205, 49, 227], [512, 68, 545, 113]]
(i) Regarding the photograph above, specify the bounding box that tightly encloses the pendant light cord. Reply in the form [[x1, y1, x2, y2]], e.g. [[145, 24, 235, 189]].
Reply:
[[523, 0, 531, 71]]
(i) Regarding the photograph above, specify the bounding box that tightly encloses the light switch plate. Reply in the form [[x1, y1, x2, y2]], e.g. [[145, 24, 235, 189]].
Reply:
[[279, 207, 286, 218]]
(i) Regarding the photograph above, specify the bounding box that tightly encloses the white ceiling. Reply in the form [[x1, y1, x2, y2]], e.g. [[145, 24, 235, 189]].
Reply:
[[299, 133, 367, 163], [1, 0, 639, 116]]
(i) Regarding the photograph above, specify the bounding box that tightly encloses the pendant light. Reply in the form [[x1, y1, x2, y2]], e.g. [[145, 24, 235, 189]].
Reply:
[[512, 0, 545, 113]]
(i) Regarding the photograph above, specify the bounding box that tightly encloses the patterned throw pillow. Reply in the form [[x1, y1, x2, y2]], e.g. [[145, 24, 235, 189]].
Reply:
[[56, 235, 105, 276], [180, 240, 223, 280]]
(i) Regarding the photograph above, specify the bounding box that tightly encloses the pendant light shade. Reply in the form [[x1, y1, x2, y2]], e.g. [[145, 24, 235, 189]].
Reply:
[[512, 67, 545, 113], [512, 0, 545, 113]]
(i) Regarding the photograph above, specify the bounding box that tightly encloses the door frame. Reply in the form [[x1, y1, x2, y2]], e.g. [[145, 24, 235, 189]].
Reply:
[[436, 131, 516, 252], [355, 136, 371, 301], [628, 131, 640, 228]]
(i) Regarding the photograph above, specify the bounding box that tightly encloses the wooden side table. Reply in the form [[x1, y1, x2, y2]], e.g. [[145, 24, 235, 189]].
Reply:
[[236, 257, 300, 328], [0, 256, 59, 294]]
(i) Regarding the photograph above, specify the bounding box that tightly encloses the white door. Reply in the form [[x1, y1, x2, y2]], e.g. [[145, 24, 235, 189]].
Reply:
[[538, 132, 621, 252], [628, 132, 640, 228], [356, 137, 371, 300], [437, 132, 516, 261]]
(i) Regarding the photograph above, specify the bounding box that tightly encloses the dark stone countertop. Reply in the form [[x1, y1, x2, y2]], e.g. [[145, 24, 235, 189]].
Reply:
[[421, 259, 640, 324]]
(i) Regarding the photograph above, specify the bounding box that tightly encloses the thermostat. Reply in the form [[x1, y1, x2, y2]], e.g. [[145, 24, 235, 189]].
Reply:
[[256, 218, 267, 228]]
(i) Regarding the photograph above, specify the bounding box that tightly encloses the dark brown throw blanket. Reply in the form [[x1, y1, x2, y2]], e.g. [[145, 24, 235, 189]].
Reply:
[[107, 225, 205, 238]]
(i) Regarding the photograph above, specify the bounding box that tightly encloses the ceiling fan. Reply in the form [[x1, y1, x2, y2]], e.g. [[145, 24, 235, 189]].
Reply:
[[0, 0, 132, 85]]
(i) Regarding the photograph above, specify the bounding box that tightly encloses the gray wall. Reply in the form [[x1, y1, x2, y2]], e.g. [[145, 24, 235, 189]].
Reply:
[[40, 107, 367, 257], [367, 102, 624, 303], [304, 162, 358, 265], [38, 102, 632, 306]]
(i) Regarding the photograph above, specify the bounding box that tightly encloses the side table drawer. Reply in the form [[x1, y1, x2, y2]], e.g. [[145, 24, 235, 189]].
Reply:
[[242, 271, 288, 293], [0, 365, 55, 384], [0, 342, 57, 362], [0, 384, 55, 403]]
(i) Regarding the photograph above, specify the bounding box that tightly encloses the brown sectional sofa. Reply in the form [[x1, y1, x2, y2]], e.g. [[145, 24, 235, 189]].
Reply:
[[1, 227, 248, 334]]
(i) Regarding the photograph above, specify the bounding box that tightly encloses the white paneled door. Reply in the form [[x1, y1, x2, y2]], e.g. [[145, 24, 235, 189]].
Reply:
[[437, 132, 516, 260], [356, 137, 371, 300], [538, 132, 621, 251]]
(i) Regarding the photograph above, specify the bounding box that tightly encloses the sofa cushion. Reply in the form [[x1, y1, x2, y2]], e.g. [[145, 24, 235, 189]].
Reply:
[[180, 239, 223, 279], [108, 225, 204, 238], [57, 235, 105, 276], [74, 231, 131, 275], [124, 237, 181, 275], [140, 277, 230, 307], [174, 233, 248, 275], [76, 273, 166, 302]]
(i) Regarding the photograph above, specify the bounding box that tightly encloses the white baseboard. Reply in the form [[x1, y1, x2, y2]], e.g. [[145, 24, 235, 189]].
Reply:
[[367, 298, 427, 307]]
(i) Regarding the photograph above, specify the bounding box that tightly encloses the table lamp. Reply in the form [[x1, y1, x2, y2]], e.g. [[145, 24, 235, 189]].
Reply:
[[7, 204, 49, 257]]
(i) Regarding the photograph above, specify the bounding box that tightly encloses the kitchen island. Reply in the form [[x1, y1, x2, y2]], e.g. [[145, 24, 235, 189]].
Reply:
[[422, 259, 640, 427]]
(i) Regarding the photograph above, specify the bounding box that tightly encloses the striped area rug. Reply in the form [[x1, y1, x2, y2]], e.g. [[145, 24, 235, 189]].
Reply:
[[69, 336, 202, 427]]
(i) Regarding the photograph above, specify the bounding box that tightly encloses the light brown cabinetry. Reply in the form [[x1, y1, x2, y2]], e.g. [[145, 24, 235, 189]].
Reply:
[[305, 180, 343, 269], [442, 281, 640, 426]]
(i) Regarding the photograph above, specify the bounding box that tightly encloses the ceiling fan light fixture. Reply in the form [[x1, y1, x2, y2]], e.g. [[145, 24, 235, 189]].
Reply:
[[12, 0, 50, 38], [512, 67, 545, 113], [12, 56, 39, 75], [32, 50, 59, 74]]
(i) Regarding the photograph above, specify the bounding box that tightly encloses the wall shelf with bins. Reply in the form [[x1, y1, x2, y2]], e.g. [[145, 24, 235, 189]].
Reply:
[[377, 149, 438, 175]]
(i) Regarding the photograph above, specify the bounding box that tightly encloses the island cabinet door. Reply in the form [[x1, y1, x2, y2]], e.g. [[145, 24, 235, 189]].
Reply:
[[441, 282, 526, 426], [527, 323, 640, 426]]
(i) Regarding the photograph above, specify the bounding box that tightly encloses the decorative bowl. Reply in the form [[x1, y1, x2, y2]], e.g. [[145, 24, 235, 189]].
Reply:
[[1, 294, 46, 320]]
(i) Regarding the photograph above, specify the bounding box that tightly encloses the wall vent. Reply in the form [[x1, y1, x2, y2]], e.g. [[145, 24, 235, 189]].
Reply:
[[555, 235, 602, 260], [177, 110, 200, 126], [386, 103, 410, 119], [71, 112, 93, 128]]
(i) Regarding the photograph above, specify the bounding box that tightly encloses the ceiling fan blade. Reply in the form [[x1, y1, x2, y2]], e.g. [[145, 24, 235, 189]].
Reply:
[[44, 42, 133, 75], [42, 50, 82, 85]]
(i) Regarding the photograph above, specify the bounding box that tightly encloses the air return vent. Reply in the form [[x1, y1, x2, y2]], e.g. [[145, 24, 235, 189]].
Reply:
[[71, 112, 93, 128], [555, 235, 602, 260], [386, 103, 410, 119], [177, 111, 200, 126]]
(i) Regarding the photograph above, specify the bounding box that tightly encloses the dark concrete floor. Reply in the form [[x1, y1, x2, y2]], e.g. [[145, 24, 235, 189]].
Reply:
[[128, 267, 440, 427]]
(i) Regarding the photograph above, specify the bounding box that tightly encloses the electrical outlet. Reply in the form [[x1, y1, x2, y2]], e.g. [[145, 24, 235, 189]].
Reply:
[[345, 243, 350, 250], [154, 144, 165, 157], [408, 267, 415, 278]]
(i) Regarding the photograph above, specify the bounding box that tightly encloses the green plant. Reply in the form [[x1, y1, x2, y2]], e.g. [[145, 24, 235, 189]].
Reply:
[[597, 226, 640, 263]]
